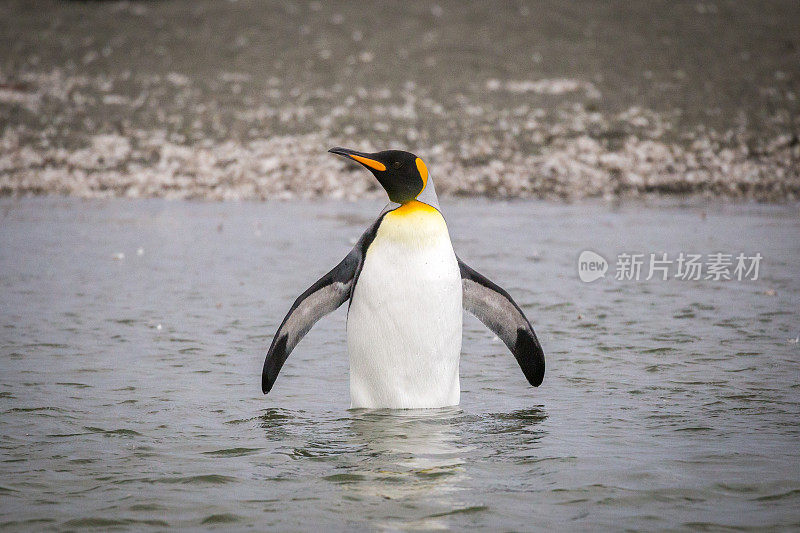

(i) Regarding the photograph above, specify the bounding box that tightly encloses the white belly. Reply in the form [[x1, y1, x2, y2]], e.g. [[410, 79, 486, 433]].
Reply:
[[347, 203, 462, 409]]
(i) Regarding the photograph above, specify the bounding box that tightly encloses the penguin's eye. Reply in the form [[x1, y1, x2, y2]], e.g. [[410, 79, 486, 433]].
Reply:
[[392, 161, 402, 169]]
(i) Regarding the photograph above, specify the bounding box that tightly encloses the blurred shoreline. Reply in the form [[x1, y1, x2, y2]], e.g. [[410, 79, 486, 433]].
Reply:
[[1, 0, 799, 201], [2, 127, 798, 201]]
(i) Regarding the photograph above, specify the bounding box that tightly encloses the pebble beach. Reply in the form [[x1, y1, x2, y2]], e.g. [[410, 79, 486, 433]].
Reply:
[[1, 0, 799, 201]]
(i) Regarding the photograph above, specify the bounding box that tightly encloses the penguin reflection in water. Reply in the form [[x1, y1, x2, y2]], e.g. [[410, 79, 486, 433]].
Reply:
[[262, 148, 545, 409]]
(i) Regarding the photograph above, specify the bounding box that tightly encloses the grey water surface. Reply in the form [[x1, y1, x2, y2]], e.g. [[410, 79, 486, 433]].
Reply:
[[1, 198, 799, 530]]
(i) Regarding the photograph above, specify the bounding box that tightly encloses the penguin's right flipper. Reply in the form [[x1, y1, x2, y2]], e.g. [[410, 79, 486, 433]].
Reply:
[[261, 216, 384, 394], [458, 258, 545, 387]]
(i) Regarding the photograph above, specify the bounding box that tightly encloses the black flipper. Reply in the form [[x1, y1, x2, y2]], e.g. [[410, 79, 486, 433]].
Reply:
[[458, 258, 545, 387], [262, 216, 384, 394]]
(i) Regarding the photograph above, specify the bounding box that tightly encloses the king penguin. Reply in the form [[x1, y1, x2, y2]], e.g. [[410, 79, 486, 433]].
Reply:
[[262, 147, 545, 409]]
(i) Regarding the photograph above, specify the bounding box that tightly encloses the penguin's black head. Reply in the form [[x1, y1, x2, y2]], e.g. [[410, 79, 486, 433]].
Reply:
[[329, 147, 428, 204]]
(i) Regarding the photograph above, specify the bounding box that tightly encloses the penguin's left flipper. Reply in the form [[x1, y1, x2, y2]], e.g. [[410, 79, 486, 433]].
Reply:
[[458, 258, 545, 387], [261, 252, 357, 394], [262, 216, 384, 395]]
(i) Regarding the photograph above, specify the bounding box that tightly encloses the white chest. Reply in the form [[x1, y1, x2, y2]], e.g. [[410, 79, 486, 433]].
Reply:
[[347, 205, 462, 409]]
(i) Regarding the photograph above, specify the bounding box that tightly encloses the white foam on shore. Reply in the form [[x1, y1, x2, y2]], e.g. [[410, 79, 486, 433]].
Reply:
[[1, 126, 797, 201], [1, 67, 797, 202], [486, 78, 601, 99]]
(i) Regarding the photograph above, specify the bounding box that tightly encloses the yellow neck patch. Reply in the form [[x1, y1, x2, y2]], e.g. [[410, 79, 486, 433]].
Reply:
[[389, 200, 438, 217], [378, 200, 448, 245]]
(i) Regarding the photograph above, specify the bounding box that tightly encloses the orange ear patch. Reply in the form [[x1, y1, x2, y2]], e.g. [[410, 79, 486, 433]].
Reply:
[[349, 154, 386, 171], [415, 157, 428, 193]]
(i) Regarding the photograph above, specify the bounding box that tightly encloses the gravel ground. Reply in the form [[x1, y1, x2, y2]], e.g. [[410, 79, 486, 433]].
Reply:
[[1, 0, 799, 200]]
